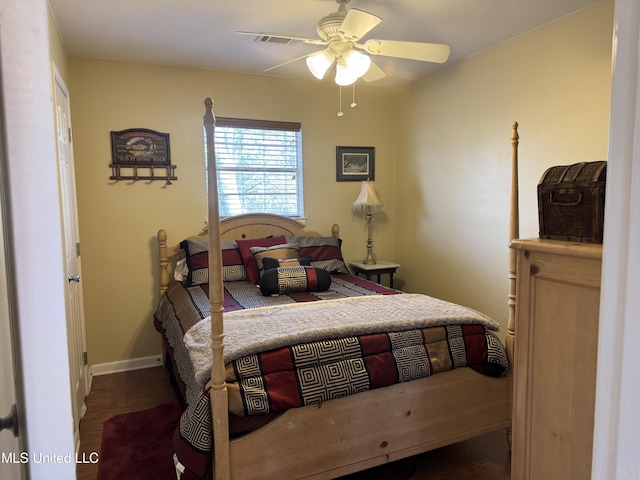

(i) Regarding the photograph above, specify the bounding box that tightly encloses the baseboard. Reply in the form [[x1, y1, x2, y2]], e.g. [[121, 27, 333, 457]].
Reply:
[[91, 354, 163, 376]]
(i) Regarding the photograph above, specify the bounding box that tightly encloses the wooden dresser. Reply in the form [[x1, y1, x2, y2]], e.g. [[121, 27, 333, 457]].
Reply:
[[510, 239, 602, 480]]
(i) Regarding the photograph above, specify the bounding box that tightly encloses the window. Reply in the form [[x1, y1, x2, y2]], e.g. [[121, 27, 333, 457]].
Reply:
[[205, 117, 303, 217]]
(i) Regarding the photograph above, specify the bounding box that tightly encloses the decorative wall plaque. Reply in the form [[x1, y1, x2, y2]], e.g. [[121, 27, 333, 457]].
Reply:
[[109, 129, 176, 184]]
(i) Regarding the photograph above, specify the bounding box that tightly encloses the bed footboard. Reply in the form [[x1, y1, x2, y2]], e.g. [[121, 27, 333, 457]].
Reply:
[[226, 368, 510, 480]]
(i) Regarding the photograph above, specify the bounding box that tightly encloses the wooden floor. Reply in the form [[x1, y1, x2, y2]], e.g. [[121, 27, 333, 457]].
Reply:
[[77, 366, 511, 480]]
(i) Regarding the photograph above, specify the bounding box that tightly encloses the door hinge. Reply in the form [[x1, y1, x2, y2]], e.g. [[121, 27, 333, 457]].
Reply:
[[83, 351, 88, 366], [68, 127, 73, 144], [76, 242, 81, 257]]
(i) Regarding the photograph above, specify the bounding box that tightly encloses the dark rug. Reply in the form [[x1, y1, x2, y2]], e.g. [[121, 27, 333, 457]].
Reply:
[[96, 403, 181, 480], [96, 402, 415, 480]]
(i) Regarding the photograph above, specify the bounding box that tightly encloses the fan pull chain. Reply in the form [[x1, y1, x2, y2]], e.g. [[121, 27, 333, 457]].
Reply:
[[337, 85, 344, 117], [351, 83, 357, 108]]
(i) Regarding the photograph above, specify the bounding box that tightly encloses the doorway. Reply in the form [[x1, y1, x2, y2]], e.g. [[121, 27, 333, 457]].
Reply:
[[53, 64, 90, 452]]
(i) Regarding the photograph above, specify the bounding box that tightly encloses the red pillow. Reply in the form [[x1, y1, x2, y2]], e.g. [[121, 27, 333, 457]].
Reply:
[[236, 236, 287, 284]]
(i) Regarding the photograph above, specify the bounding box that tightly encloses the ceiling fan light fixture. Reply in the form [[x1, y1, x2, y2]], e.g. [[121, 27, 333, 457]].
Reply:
[[335, 51, 371, 86], [242, 0, 451, 114], [344, 50, 371, 78], [306, 50, 334, 79], [335, 62, 357, 86]]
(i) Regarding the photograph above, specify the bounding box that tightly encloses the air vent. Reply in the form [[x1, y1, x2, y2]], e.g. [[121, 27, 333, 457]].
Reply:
[[256, 35, 301, 46]]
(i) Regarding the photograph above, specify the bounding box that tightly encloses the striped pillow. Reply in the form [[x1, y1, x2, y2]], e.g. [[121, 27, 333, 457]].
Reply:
[[179, 238, 247, 285], [284, 235, 349, 273], [259, 266, 332, 296], [249, 243, 300, 278], [237, 236, 287, 285], [262, 256, 312, 270]]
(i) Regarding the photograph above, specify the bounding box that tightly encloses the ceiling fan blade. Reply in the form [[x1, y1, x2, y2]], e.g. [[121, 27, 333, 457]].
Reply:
[[263, 53, 312, 73], [361, 61, 386, 83], [363, 39, 451, 63], [236, 31, 327, 46], [339, 9, 382, 41]]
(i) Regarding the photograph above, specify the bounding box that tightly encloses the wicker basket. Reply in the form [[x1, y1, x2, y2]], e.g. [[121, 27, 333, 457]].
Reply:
[[537, 161, 606, 243]]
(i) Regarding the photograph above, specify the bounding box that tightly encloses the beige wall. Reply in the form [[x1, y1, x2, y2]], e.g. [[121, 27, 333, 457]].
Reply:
[[59, 0, 613, 365], [395, 0, 613, 335], [68, 60, 397, 365]]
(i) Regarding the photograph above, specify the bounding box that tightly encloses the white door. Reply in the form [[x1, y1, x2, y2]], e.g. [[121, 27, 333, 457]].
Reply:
[[53, 65, 90, 451], [0, 97, 25, 478]]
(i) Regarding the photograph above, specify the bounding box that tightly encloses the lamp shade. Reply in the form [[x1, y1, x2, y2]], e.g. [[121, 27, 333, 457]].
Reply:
[[335, 61, 357, 86], [344, 50, 371, 78], [352, 181, 383, 213], [306, 50, 334, 80], [335, 51, 371, 86]]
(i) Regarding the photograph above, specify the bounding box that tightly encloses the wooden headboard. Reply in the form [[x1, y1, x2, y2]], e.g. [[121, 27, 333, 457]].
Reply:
[[218, 213, 338, 241], [157, 213, 340, 295]]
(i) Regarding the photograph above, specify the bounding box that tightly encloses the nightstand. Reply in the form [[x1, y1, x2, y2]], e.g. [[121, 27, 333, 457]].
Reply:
[[350, 261, 400, 288]]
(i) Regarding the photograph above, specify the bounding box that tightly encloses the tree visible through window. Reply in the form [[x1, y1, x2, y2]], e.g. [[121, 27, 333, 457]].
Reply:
[[205, 117, 303, 217]]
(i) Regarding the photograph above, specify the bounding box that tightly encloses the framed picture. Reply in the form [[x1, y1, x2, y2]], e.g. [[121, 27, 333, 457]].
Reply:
[[336, 146, 375, 182], [110, 128, 171, 166]]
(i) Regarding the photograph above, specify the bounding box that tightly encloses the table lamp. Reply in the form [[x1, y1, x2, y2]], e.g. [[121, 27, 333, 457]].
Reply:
[[352, 181, 384, 264]]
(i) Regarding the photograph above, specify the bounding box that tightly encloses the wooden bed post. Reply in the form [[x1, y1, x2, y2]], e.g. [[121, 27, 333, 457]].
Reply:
[[507, 121, 519, 365], [158, 229, 170, 295], [204, 97, 231, 480]]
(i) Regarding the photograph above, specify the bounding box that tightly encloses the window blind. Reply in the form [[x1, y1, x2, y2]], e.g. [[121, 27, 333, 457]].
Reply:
[[205, 117, 303, 217]]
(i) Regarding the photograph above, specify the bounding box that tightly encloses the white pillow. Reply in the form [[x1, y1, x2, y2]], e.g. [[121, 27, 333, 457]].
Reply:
[[174, 258, 188, 282]]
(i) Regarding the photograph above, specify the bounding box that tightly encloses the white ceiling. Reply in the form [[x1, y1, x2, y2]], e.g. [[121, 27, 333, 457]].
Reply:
[[48, 0, 602, 88]]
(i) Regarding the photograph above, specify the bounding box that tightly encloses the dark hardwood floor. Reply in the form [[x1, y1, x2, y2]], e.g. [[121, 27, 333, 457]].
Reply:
[[77, 366, 511, 479], [76, 367, 179, 480]]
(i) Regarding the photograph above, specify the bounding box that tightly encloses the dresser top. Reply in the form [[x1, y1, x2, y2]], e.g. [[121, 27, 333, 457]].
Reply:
[[510, 238, 603, 259]]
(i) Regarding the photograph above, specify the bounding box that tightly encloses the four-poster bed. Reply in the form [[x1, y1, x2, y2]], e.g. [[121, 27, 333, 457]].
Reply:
[[153, 99, 520, 480]]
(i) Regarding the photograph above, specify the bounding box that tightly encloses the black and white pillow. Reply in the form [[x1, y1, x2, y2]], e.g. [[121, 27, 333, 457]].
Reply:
[[259, 266, 331, 296]]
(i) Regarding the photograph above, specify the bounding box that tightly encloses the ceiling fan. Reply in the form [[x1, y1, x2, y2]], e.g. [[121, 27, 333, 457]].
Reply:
[[237, 0, 451, 86]]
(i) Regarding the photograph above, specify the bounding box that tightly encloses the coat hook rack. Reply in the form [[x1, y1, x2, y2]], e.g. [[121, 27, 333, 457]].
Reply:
[[109, 163, 177, 185], [109, 128, 177, 185]]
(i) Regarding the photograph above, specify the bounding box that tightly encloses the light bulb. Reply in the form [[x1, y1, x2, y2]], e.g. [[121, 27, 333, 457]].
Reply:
[[344, 50, 371, 78], [306, 50, 334, 80], [335, 62, 357, 86]]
